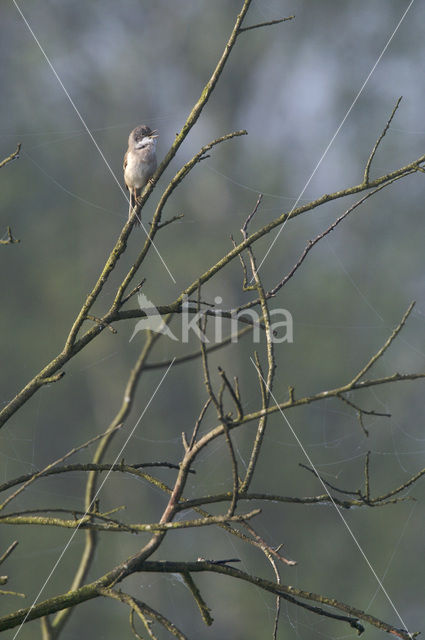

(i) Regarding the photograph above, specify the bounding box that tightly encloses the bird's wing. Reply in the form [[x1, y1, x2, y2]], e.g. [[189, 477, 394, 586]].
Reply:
[[123, 151, 128, 189]]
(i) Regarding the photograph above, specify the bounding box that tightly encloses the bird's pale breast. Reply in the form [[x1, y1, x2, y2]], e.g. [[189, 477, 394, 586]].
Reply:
[[124, 151, 156, 189]]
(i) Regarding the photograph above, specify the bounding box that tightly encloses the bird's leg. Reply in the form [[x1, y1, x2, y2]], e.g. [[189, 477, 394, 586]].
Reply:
[[128, 190, 132, 221], [129, 189, 136, 222], [133, 190, 142, 225]]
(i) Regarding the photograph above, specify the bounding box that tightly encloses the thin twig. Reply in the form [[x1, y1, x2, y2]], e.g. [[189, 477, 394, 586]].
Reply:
[[0, 541, 18, 567], [349, 301, 415, 385], [337, 393, 391, 418], [181, 572, 213, 626], [364, 97, 402, 184], [238, 16, 295, 33], [364, 451, 371, 503], [0, 143, 21, 169], [155, 213, 184, 229], [39, 372, 65, 385], [0, 226, 20, 245], [189, 398, 212, 450], [337, 393, 391, 437], [121, 279, 146, 305], [199, 313, 220, 414], [299, 463, 359, 497], [369, 465, 425, 503], [243, 521, 296, 567], [218, 367, 243, 420], [129, 607, 154, 640], [221, 416, 239, 518], [242, 193, 263, 235]]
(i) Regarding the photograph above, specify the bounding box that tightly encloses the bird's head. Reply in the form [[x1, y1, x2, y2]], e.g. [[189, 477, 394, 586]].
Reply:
[[129, 125, 158, 151]]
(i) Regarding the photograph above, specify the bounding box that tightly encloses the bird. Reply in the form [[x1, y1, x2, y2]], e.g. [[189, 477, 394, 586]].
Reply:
[[123, 125, 158, 224]]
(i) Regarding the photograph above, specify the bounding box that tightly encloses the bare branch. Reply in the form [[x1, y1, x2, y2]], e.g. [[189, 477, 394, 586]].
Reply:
[[1, 149, 423, 429]]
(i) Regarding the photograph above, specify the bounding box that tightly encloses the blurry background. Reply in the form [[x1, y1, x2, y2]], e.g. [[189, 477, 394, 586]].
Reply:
[[1, 1, 424, 638]]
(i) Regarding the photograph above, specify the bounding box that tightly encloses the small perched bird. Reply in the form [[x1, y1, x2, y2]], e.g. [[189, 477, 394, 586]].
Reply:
[[123, 125, 158, 223]]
